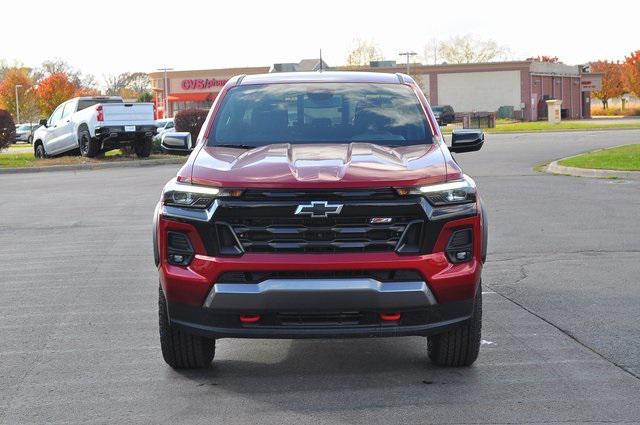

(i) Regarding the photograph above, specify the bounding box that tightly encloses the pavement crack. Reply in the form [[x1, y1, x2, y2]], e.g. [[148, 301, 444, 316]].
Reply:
[[486, 283, 640, 382]]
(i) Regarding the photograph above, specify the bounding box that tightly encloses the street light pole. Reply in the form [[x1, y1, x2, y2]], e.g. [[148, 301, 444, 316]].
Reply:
[[156, 67, 174, 118], [398, 51, 417, 74], [15, 84, 22, 124]]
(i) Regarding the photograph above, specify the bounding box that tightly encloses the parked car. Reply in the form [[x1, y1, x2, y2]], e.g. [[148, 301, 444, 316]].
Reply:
[[153, 71, 487, 369], [32, 96, 156, 158], [432, 105, 455, 126], [153, 118, 175, 142], [14, 123, 40, 144], [156, 118, 174, 133]]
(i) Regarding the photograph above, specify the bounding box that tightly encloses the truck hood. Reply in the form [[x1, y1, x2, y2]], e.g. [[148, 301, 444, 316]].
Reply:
[[189, 143, 449, 188]]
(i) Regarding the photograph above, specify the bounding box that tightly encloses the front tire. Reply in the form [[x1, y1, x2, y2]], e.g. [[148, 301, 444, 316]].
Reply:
[[159, 287, 215, 369], [78, 128, 100, 157], [34, 143, 47, 159], [427, 286, 482, 367], [134, 137, 152, 158]]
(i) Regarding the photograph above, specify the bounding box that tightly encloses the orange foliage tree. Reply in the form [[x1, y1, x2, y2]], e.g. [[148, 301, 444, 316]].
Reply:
[[75, 86, 102, 96], [0, 68, 37, 121], [590, 60, 625, 109], [622, 50, 640, 98], [36, 72, 77, 116]]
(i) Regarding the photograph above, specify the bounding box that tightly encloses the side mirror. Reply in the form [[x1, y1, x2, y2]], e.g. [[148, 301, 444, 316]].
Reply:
[[450, 129, 484, 153], [161, 132, 192, 152], [39, 118, 48, 127]]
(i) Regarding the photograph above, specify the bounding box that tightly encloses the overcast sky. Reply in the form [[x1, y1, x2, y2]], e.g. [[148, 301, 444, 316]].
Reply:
[[2, 0, 637, 84]]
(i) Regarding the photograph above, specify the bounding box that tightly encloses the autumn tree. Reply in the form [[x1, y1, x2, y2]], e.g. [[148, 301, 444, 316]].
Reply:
[[0, 68, 39, 122], [104, 72, 150, 98], [36, 73, 77, 116], [75, 86, 102, 97], [622, 50, 640, 98], [0, 60, 10, 80], [526, 56, 560, 63], [0, 109, 16, 150], [31, 59, 98, 96], [589, 60, 625, 109], [345, 39, 383, 66], [437, 35, 509, 64]]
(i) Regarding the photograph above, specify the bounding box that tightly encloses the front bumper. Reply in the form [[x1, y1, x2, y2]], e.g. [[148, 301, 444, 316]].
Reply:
[[168, 297, 474, 339], [165, 276, 475, 338]]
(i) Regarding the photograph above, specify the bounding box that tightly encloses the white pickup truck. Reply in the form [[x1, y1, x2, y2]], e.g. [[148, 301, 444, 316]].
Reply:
[[32, 96, 156, 158]]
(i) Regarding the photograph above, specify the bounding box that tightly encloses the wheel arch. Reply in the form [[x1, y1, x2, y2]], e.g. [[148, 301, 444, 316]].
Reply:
[[480, 197, 488, 263]]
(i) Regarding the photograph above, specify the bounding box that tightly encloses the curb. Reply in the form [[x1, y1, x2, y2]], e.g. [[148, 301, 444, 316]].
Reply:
[[546, 160, 640, 180], [442, 127, 640, 136], [0, 158, 185, 174]]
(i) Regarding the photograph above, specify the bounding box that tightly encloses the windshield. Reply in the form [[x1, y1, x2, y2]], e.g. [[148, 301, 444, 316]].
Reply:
[[209, 83, 432, 147], [431, 106, 444, 113], [77, 98, 123, 111], [17, 125, 30, 131], [156, 120, 173, 128]]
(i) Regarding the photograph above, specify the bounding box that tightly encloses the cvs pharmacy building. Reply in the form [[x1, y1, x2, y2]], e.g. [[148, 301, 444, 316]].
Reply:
[[149, 67, 269, 118]]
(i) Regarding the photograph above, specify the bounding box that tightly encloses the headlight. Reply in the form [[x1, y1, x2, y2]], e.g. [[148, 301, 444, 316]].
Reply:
[[399, 175, 476, 206], [162, 179, 221, 209]]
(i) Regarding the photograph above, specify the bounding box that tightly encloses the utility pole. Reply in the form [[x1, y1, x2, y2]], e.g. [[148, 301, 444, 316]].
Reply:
[[399, 51, 417, 74], [433, 39, 438, 65], [15, 84, 22, 124], [157, 67, 173, 118]]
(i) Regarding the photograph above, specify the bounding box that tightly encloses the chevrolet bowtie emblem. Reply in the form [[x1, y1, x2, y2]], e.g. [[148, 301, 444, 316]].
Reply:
[[294, 201, 343, 218]]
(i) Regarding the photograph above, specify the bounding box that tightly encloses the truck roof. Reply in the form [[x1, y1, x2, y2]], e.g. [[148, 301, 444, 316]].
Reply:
[[239, 71, 407, 85], [75, 96, 123, 101]]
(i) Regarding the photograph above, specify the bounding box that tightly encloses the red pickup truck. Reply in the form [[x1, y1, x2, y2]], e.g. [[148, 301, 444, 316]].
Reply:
[[153, 71, 487, 369]]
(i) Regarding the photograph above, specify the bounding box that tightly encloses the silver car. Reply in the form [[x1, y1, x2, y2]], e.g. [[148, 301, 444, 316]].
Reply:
[[153, 118, 174, 142], [14, 123, 40, 144]]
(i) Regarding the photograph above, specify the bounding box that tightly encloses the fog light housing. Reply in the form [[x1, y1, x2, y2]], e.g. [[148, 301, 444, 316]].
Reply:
[[167, 231, 194, 266], [446, 228, 473, 263]]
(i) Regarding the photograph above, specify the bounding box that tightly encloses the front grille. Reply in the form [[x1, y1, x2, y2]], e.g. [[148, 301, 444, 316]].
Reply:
[[216, 269, 423, 284], [224, 216, 415, 253], [277, 312, 362, 326]]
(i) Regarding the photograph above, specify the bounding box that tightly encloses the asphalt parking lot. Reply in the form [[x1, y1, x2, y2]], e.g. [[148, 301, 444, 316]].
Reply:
[[1, 130, 639, 424]]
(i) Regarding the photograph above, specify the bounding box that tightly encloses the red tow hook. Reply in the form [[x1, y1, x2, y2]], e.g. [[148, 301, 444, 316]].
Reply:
[[379, 312, 401, 322], [240, 314, 261, 324]]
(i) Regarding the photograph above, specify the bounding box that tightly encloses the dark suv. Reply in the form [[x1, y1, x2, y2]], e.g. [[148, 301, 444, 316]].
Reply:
[[153, 71, 487, 369]]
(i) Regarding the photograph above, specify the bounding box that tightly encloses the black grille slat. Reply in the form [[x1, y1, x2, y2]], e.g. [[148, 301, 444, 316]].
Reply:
[[227, 216, 412, 253], [278, 312, 362, 326]]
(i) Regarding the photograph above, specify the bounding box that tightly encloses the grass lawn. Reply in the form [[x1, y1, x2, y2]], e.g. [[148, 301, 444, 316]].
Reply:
[[442, 118, 640, 133], [558, 144, 640, 171], [0, 150, 184, 169]]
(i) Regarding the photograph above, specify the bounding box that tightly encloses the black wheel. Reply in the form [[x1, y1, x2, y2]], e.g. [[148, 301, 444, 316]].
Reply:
[[34, 143, 47, 159], [134, 137, 152, 158], [28, 135, 33, 145], [78, 127, 100, 157], [428, 285, 482, 367], [159, 286, 215, 369]]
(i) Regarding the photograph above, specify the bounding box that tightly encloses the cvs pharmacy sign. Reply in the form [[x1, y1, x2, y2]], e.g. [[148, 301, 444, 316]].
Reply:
[[181, 78, 228, 90]]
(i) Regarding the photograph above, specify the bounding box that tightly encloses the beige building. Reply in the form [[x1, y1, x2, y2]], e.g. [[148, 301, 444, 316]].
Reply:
[[148, 60, 601, 120], [337, 61, 599, 121]]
